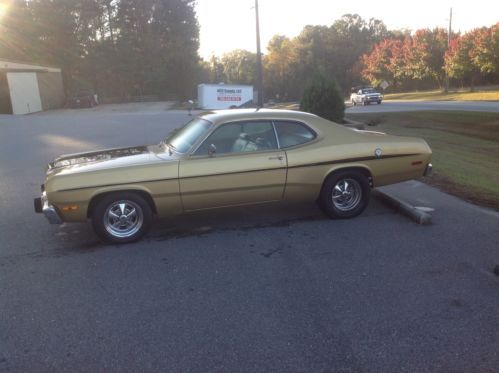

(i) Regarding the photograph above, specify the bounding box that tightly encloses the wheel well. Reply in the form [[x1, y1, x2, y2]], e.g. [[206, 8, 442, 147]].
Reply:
[[323, 167, 373, 190], [87, 190, 157, 218]]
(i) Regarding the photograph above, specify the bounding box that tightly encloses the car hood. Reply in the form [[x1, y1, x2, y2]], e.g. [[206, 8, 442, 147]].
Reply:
[[47, 144, 174, 176]]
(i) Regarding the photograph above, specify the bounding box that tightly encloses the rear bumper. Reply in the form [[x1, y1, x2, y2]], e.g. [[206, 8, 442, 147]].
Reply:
[[424, 163, 433, 176], [34, 192, 63, 224]]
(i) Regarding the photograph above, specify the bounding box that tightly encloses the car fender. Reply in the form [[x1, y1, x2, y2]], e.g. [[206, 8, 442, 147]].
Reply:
[[322, 163, 374, 189], [87, 185, 157, 215]]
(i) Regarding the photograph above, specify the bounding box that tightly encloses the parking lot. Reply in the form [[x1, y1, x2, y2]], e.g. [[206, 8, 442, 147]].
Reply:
[[1, 103, 499, 372]]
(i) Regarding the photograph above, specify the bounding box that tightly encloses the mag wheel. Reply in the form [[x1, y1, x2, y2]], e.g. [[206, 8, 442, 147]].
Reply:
[[92, 192, 152, 244], [319, 170, 370, 219]]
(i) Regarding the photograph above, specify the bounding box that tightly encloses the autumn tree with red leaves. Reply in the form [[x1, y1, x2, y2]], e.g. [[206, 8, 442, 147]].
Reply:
[[445, 24, 499, 90], [361, 24, 498, 90], [405, 28, 448, 88], [361, 38, 408, 87]]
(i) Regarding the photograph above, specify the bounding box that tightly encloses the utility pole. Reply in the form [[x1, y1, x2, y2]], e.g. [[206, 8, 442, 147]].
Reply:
[[444, 7, 452, 92], [255, 0, 264, 108]]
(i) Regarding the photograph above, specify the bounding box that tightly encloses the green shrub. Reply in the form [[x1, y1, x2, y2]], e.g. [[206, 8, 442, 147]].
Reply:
[[300, 74, 345, 123]]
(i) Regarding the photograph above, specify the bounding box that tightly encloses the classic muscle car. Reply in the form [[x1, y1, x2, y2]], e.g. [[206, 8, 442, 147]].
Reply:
[[34, 109, 432, 244]]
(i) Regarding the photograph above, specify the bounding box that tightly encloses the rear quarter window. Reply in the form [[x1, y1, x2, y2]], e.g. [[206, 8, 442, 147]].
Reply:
[[274, 121, 316, 148]]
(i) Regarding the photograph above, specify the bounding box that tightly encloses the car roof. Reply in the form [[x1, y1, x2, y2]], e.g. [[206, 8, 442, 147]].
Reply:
[[198, 108, 320, 125]]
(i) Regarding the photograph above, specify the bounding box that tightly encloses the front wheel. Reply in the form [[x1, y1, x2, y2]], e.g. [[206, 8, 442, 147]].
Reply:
[[351, 99, 356, 106], [92, 192, 153, 244], [319, 171, 370, 219]]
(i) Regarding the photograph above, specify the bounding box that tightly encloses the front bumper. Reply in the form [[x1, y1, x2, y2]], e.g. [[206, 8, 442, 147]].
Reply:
[[365, 96, 382, 103], [34, 191, 63, 224]]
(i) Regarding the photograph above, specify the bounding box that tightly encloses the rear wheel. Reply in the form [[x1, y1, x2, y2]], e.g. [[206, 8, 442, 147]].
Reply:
[[91, 192, 153, 244], [319, 170, 370, 219]]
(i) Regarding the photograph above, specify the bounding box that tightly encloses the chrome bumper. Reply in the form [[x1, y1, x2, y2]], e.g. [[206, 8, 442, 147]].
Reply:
[[34, 191, 63, 224], [424, 163, 433, 176]]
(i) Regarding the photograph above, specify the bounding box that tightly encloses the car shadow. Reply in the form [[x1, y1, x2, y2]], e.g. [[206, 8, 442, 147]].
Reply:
[[48, 197, 392, 254]]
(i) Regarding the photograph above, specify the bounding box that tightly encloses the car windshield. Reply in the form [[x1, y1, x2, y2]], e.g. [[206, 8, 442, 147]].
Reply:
[[362, 89, 376, 94], [165, 118, 212, 153]]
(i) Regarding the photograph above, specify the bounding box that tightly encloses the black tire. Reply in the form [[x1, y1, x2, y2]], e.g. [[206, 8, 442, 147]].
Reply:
[[319, 170, 370, 219], [377, 100, 382, 104], [91, 192, 153, 244], [352, 99, 356, 106]]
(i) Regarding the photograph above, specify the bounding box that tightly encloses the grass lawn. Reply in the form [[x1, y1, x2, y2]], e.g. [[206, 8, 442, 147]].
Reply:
[[347, 111, 499, 210], [383, 89, 499, 102]]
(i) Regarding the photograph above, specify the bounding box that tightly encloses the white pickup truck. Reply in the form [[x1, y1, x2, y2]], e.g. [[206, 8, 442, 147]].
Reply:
[[350, 87, 383, 106]]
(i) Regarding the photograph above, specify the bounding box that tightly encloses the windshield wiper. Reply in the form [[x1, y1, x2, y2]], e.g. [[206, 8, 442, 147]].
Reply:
[[158, 140, 175, 156], [166, 143, 176, 156]]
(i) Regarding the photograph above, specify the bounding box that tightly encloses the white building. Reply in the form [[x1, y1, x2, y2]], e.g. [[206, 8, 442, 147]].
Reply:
[[0, 59, 65, 114], [198, 84, 253, 110]]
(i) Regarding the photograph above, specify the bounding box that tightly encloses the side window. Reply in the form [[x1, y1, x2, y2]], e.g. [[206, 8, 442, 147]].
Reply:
[[274, 121, 316, 148], [194, 121, 277, 155]]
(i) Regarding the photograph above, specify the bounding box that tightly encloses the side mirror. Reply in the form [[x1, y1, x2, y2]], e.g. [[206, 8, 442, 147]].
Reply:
[[208, 143, 217, 157]]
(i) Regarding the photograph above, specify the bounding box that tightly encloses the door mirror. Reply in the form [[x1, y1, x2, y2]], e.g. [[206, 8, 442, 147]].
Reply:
[[208, 143, 217, 157]]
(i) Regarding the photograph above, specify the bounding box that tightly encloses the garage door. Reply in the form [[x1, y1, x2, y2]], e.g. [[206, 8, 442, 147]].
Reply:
[[7, 72, 43, 114]]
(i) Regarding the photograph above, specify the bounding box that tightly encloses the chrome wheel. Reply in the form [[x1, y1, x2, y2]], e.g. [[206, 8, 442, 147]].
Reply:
[[332, 178, 362, 212], [103, 200, 144, 238]]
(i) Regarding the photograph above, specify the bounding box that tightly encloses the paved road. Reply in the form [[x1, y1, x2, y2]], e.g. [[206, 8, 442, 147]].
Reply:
[[346, 100, 499, 113], [1, 104, 499, 371]]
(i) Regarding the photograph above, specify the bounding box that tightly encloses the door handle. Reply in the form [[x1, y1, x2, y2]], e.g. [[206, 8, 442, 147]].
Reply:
[[268, 156, 284, 161]]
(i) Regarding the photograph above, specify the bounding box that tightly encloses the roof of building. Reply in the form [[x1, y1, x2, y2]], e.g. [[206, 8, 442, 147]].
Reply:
[[0, 58, 61, 73]]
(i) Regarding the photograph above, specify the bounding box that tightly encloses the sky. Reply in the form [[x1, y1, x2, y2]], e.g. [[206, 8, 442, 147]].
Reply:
[[196, 0, 499, 59]]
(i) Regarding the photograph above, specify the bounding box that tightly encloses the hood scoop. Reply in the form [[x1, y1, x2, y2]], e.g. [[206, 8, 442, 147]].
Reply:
[[49, 146, 149, 169]]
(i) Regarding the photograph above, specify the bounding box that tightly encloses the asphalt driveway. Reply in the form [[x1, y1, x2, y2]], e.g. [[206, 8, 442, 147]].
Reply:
[[1, 104, 498, 372]]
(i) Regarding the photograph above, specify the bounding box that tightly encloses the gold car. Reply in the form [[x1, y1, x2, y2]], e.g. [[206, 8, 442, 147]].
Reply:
[[34, 109, 432, 243]]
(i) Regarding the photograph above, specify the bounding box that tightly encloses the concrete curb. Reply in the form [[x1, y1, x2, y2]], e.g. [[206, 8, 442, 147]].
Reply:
[[372, 189, 432, 225]]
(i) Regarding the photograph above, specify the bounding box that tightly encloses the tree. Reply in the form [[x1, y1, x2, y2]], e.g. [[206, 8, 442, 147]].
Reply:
[[206, 55, 224, 83], [219, 49, 256, 85], [360, 38, 407, 87], [470, 24, 499, 75], [445, 33, 476, 85], [113, 0, 200, 99], [405, 28, 448, 88], [300, 74, 345, 123], [445, 24, 499, 89], [1, 0, 201, 99], [264, 35, 294, 100], [278, 14, 389, 99], [0, 0, 37, 61]]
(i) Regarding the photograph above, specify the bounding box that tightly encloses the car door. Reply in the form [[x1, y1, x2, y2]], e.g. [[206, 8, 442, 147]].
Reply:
[[179, 120, 287, 211]]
